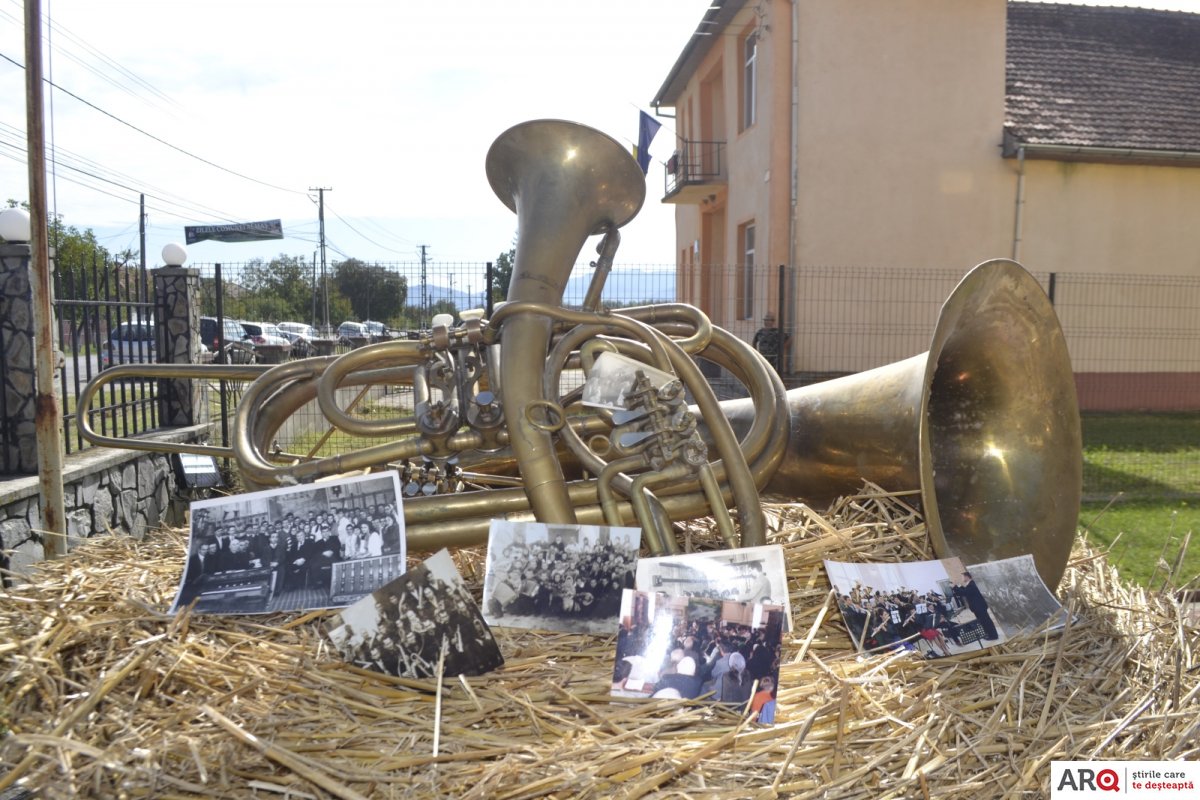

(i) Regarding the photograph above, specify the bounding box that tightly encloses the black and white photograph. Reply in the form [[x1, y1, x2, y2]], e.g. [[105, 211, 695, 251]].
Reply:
[[635, 544, 793, 632], [326, 549, 503, 680], [581, 351, 678, 410], [611, 589, 784, 724], [170, 472, 406, 615], [961, 554, 1069, 635], [481, 520, 642, 635], [827, 556, 1032, 658]]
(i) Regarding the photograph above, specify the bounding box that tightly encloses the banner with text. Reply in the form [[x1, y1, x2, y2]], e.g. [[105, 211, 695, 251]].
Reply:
[[184, 219, 284, 245]]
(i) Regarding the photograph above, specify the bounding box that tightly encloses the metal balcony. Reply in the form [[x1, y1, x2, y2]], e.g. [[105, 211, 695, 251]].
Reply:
[[662, 140, 727, 204]]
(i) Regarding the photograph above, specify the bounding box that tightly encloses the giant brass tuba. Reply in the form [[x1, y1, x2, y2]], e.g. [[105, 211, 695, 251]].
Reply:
[[76, 119, 1081, 589]]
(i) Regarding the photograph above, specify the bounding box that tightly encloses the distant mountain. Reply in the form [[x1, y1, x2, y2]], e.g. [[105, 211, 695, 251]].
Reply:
[[413, 268, 678, 310], [563, 268, 677, 306], [408, 282, 489, 311]]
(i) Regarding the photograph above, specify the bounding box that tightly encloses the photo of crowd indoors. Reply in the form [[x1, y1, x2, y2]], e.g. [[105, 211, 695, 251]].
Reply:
[[482, 521, 641, 635], [829, 558, 1007, 659], [636, 544, 792, 630], [171, 474, 407, 615], [327, 550, 503, 680], [611, 590, 784, 725]]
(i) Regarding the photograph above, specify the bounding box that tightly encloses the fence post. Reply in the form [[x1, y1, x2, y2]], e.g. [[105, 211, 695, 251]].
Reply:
[[776, 264, 787, 376], [154, 257, 204, 427], [485, 261, 494, 319], [0, 241, 37, 474]]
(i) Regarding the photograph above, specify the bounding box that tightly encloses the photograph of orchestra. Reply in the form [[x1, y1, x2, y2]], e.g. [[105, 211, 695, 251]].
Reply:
[[611, 589, 784, 724], [635, 544, 793, 631], [823, 555, 1067, 658], [326, 549, 503, 680], [481, 520, 642, 635], [170, 472, 406, 615]]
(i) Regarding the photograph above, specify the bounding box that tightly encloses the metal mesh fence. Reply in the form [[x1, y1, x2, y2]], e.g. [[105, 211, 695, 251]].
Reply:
[[44, 257, 1199, 501]]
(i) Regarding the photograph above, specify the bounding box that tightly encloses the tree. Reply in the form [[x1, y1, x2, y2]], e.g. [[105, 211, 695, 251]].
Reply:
[[492, 241, 516, 302], [5, 199, 116, 298], [333, 258, 407, 322], [240, 254, 314, 321]]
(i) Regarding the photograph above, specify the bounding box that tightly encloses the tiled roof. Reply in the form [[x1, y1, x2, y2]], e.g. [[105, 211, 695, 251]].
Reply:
[[1007, 2, 1200, 153]]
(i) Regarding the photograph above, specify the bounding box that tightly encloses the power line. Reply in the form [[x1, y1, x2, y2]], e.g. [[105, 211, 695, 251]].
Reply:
[[0, 50, 306, 197]]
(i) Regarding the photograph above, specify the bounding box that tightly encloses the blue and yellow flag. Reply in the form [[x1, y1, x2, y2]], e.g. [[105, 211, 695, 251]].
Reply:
[[634, 111, 662, 175]]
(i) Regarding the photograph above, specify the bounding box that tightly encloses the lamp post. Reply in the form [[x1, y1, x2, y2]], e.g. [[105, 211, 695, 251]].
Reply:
[[162, 242, 187, 268]]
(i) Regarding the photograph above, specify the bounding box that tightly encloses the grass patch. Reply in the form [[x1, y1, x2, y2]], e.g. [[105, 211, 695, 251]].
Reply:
[[1079, 499, 1199, 589], [1080, 412, 1200, 588]]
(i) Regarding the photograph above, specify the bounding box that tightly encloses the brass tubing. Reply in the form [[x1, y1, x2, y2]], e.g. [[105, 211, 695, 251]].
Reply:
[[697, 462, 738, 548], [76, 363, 269, 457], [315, 339, 427, 437], [629, 463, 693, 554], [597, 453, 650, 528]]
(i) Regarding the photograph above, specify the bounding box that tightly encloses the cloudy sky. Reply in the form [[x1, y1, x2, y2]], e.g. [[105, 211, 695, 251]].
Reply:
[[1, 0, 1196, 270], [0, 0, 712, 268]]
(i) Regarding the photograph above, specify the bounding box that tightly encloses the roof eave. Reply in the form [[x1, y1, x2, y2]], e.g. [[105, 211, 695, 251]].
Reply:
[[1004, 135, 1200, 168], [651, 0, 748, 111]]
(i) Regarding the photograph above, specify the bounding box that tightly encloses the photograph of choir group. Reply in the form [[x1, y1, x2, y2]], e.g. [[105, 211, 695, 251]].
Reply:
[[481, 520, 642, 635], [635, 544, 793, 632], [825, 554, 1064, 659], [327, 549, 503, 679], [170, 472, 406, 615], [611, 589, 784, 724]]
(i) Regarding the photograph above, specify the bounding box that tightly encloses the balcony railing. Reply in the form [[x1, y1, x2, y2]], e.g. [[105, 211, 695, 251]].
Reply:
[[663, 139, 726, 203]]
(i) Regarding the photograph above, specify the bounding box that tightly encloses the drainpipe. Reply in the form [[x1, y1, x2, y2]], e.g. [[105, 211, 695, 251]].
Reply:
[[789, 0, 799, 274], [1011, 145, 1025, 263]]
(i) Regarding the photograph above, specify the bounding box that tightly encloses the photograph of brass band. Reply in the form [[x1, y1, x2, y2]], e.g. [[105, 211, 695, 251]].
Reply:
[[78, 118, 1081, 595]]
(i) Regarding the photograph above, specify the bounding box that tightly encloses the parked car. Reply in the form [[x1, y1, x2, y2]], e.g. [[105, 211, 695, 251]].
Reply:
[[240, 321, 291, 349], [363, 320, 389, 339], [100, 320, 157, 368], [200, 316, 256, 364], [102, 319, 210, 368], [337, 321, 368, 341], [277, 321, 317, 357]]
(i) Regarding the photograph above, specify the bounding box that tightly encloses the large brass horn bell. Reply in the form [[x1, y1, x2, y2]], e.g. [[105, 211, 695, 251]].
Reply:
[[720, 259, 1082, 589]]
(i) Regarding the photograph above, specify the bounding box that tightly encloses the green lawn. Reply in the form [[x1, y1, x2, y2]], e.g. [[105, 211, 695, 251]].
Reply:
[[1079, 413, 1200, 588]]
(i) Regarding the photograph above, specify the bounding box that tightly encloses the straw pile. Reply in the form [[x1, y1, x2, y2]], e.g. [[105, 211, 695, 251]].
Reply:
[[1, 485, 1197, 799]]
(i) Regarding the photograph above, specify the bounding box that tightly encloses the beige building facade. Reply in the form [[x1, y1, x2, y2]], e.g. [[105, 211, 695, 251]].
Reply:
[[653, 0, 1200, 409]]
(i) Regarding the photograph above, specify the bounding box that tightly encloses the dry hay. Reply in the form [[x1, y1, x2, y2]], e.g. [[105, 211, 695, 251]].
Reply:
[[1, 485, 1197, 799]]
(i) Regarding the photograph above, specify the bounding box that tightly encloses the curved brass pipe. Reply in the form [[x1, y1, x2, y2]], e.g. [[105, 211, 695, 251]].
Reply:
[[76, 363, 269, 458], [314, 339, 428, 437]]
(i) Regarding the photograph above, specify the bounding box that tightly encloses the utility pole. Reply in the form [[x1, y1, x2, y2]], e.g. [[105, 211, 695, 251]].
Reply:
[[24, 0, 66, 557], [310, 186, 331, 332], [418, 244, 429, 329], [139, 193, 146, 271]]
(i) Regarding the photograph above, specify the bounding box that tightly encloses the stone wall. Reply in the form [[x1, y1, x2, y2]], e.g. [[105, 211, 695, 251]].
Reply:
[[0, 425, 208, 585]]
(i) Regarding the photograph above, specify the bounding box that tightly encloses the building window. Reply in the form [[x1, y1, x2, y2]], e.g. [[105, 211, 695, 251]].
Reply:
[[737, 222, 755, 320], [741, 30, 757, 131]]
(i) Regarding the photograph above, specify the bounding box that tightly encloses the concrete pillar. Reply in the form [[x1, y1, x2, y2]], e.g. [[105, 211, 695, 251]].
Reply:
[[153, 266, 205, 427], [0, 243, 36, 474]]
